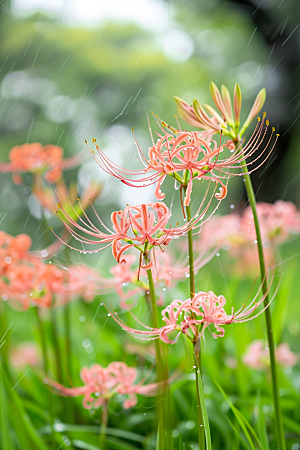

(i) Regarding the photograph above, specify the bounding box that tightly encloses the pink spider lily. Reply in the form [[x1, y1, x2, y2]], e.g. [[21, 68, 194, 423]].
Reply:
[[54, 199, 217, 267], [87, 114, 277, 207], [110, 284, 276, 344], [49, 361, 160, 410], [0, 142, 83, 185], [175, 82, 267, 139]]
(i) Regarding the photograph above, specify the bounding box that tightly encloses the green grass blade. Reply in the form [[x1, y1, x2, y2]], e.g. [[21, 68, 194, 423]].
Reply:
[[0, 358, 14, 450], [257, 392, 270, 450], [215, 381, 256, 450], [197, 367, 212, 450], [226, 416, 252, 450]]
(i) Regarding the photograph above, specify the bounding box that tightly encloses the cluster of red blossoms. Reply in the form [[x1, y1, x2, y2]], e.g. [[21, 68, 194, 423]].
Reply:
[[0, 231, 99, 310], [0, 142, 82, 185]]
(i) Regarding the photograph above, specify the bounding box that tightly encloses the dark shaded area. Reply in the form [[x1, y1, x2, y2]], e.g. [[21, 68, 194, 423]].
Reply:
[[227, 0, 300, 202]]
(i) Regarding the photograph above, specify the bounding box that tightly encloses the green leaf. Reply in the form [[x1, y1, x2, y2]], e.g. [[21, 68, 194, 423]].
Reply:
[[257, 391, 270, 450], [215, 381, 257, 450], [196, 367, 212, 450], [0, 358, 14, 450]]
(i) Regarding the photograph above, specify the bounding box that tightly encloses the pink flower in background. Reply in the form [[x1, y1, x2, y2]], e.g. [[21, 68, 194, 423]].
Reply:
[[0, 143, 83, 185], [242, 201, 300, 246], [243, 340, 298, 369], [196, 200, 300, 274], [276, 343, 298, 367], [50, 361, 160, 410], [243, 341, 269, 369], [10, 342, 41, 368], [110, 286, 274, 344]]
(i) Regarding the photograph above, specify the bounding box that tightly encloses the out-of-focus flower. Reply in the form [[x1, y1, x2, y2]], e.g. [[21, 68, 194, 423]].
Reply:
[[0, 142, 83, 185], [243, 340, 269, 369], [54, 201, 216, 268], [50, 361, 160, 410], [10, 342, 41, 368], [196, 200, 300, 274], [0, 231, 99, 309], [242, 201, 300, 246], [111, 286, 274, 344], [33, 175, 102, 217], [276, 343, 298, 367], [175, 82, 267, 139], [243, 340, 298, 369]]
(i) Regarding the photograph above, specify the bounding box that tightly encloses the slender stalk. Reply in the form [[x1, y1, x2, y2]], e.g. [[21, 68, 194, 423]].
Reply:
[[50, 304, 63, 383], [99, 400, 108, 449], [35, 308, 56, 448], [35, 308, 48, 374], [64, 302, 72, 380], [185, 202, 206, 450], [193, 341, 211, 450], [145, 252, 165, 450], [240, 159, 286, 450]]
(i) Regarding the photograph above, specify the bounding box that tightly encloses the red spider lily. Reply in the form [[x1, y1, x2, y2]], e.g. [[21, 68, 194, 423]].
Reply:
[[109, 284, 277, 344], [0, 142, 83, 185], [49, 361, 160, 410], [54, 199, 218, 266], [87, 114, 277, 206]]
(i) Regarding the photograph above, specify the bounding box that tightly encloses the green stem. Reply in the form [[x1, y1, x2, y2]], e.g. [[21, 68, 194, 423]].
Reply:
[[34, 308, 56, 448], [193, 341, 211, 450], [99, 400, 108, 449], [35, 308, 48, 374], [64, 302, 72, 380], [145, 252, 165, 450], [185, 202, 206, 450], [240, 159, 286, 450], [50, 305, 63, 383]]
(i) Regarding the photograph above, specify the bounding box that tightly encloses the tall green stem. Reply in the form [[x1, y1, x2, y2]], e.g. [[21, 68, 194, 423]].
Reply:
[[99, 400, 108, 449], [50, 304, 63, 383], [240, 159, 286, 450], [185, 203, 206, 450], [35, 308, 48, 374], [145, 252, 165, 450]]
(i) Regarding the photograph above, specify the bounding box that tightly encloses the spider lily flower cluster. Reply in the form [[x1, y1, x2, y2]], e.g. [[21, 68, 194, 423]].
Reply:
[[0, 142, 83, 185], [49, 361, 160, 410], [87, 113, 277, 207], [110, 286, 274, 344]]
